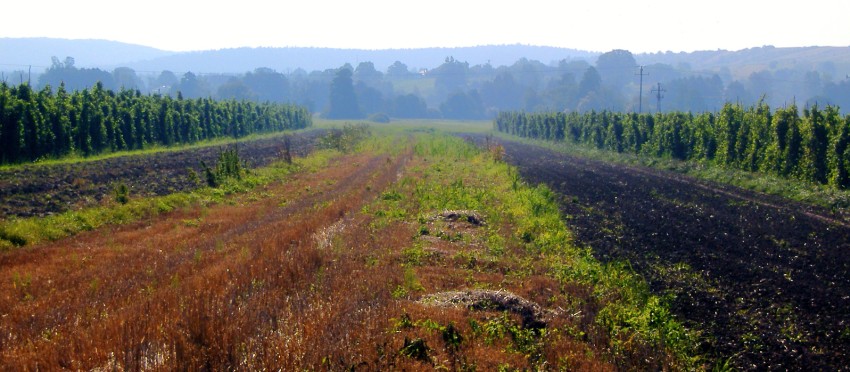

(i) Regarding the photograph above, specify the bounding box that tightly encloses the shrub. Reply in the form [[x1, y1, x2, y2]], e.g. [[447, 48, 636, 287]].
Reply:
[[201, 146, 245, 187], [368, 112, 390, 123], [113, 182, 130, 205]]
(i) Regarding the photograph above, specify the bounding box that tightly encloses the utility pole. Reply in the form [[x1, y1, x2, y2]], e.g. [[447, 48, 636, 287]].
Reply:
[[651, 82, 666, 113], [635, 66, 648, 113]]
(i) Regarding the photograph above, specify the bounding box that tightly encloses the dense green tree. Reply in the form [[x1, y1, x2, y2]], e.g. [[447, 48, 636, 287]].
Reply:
[[386, 61, 412, 78], [480, 72, 524, 111], [38, 56, 115, 92], [174, 72, 209, 99], [724, 81, 752, 106], [326, 67, 361, 119], [113, 67, 143, 90], [391, 94, 428, 118], [577, 67, 602, 99], [440, 90, 484, 120], [433, 57, 469, 98], [355, 82, 384, 116], [243, 68, 289, 102], [543, 72, 578, 111], [154, 70, 179, 92], [666, 75, 724, 113], [217, 78, 257, 101], [354, 62, 383, 86], [595, 49, 637, 90]]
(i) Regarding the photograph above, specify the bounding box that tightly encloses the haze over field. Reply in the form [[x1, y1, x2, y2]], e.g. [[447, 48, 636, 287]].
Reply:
[[2, 1, 850, 117]]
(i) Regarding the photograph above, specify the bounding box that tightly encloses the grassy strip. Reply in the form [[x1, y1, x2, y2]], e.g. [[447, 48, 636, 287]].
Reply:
[[0, 148, 341, 251], [370, 132, 699, 369], [497, 131, 850, 217]]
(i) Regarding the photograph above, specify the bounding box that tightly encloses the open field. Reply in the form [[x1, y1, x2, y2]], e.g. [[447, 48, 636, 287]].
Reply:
[[494, 137, 850, 369], [0, 127, 694, 369], [4, 119, 848, 369]]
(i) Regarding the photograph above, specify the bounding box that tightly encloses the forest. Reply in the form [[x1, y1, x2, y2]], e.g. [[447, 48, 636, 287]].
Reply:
[[0, 81, 311, 164], [12, 47, 850, 122], [495, 104, 850, 189]]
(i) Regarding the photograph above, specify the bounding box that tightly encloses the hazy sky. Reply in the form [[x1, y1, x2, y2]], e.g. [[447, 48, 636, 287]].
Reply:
[[4, 0, 849, 53]]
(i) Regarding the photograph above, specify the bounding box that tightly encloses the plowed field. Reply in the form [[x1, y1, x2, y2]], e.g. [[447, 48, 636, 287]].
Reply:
[[0, 131, 321, 219], [499, 139, 850, 370]]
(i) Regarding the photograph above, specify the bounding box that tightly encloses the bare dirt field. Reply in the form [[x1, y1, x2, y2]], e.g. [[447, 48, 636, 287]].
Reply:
[[498, 139, 850, 370], [0, 131, 322, 219]]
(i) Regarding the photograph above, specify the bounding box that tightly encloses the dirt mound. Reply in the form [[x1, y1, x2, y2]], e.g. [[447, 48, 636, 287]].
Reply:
[[419, 289, 553, 328]]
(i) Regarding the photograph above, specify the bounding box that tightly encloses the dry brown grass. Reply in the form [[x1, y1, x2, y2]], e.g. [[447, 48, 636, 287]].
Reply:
[[0, 134, 669, 370], [0, 149, 413, 369]]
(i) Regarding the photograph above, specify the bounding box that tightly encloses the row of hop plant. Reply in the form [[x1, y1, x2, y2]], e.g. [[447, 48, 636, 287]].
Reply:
[[496, 102, 850, 189], [0, 81, 311, 165]]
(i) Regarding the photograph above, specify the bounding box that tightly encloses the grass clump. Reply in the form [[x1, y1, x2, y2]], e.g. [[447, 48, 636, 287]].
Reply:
[[200, 146, 245, 187]]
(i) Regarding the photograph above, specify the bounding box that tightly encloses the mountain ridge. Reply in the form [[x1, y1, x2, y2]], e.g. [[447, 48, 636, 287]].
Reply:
[[2, 38, 849, 77]]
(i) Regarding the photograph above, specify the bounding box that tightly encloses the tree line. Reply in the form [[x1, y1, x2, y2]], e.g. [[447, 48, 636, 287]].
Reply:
[[21, 49, 850, 122], [0, 82, 311, 165], [495, 103, 850, 188]]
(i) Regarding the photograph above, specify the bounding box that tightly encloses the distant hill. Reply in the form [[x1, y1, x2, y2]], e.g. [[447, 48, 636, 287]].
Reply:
[[637, 46, 850, 79], [0, 38, 174, 69], [0, 38, 598, 75], [126, 45, 598, 74], [4, 38, 850, 79]]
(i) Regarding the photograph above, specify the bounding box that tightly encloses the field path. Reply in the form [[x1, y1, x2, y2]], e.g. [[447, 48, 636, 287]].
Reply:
[[0, 148, 410, 369], [499, 139, 850, 370]]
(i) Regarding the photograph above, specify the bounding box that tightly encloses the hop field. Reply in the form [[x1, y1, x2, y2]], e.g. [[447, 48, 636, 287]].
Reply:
[[2, 120, 847, 370]]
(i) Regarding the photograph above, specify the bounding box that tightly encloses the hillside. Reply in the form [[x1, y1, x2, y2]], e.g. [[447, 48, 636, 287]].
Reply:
[[4, 37, 849, 78], [126, 44, 597, 73], [638, 45, 850, 78], [0, 38, 173, 69]]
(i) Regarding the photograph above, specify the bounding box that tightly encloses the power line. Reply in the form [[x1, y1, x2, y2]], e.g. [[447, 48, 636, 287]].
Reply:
[[651, 82, 666, 113], [635, 65, 648, 113]]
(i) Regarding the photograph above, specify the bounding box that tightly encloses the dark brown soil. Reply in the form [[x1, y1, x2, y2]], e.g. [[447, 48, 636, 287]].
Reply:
[[0, 131, 323, 219], [496, 139, 850, 370]]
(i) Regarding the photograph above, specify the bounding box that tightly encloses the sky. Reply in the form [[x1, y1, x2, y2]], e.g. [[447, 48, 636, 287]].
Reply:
[[3, 0, 850, 53]]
